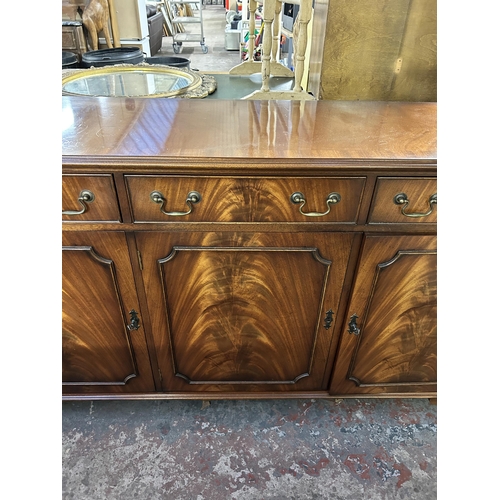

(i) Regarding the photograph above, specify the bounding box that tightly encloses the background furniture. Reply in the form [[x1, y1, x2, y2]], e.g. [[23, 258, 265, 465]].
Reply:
[[62, 97, 437, 401], [170, 0, 208, 54], [237, 0, 315, 99], [98, 0, 151, 56], [229, 0, 294, 77], [62, 20, 88, 61], [147, 4, 164, 55]]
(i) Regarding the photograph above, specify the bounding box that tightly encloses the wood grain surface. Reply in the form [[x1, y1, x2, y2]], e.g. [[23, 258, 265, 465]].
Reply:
[[62, 232, 155, 394], [329, 235, 437, 395], [390, 0, 437, 101], [62, 174, 121, 222], [320, 0, 436, 101], [369, 177, 437, 223], [350, 252, 437, 385], [61, 98, 437, 400], [162, 247, 329, 384], [125, 176, 366, 222], [135, 231, 355, 392], [62, 98, 436, 163], [321, 0, 410, 100]]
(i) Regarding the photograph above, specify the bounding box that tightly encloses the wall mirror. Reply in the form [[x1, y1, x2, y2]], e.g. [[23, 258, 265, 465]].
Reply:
[[62, 64, 217, 98]]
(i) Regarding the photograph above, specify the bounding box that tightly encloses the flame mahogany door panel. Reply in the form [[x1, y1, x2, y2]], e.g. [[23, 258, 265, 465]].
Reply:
[[329, 235, 437, 395], [136, 231, 355, 393], [62, 231, 155, 395]]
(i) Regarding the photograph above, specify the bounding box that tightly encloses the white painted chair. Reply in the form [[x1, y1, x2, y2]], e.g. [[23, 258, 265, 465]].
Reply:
[[231, 0, 315, 100], [229, 0, 293, 77]]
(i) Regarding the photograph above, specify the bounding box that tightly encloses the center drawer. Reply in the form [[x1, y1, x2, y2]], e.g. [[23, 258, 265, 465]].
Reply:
[[125, 176, 366, 223]]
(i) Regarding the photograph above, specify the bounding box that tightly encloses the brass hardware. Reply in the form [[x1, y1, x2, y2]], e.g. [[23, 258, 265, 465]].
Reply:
[[348, 314, 360, 335], [393, 193, 437, 218], [290, 191, 341, 217], [395, 58, 403, 73], [150, 190, 201, 216], [127, 309, 140, 331], [324, 309, 334, 329], [62, 190, 95, 215]]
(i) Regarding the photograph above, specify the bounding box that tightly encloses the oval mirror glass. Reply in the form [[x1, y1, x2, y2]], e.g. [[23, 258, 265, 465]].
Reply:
[[62, 65, 205, 98]]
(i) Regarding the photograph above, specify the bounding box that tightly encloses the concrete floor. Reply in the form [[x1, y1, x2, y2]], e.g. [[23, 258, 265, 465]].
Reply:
[[154, 4, 243, 73], [62, 398, 437, 499]]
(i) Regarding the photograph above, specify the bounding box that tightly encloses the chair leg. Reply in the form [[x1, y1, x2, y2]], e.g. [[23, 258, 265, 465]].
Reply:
[[292, 0, 312, 92], [260, 0, 277, 92]]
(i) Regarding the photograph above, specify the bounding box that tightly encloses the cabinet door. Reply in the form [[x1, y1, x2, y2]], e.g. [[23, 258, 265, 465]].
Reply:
[[63, 232, 155, 395], [329, 235, 437, 396], [136, 231, 355, 393]]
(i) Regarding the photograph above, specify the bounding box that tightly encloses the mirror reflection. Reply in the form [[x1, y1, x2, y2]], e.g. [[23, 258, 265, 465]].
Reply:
[[62, 68, 196, 98]]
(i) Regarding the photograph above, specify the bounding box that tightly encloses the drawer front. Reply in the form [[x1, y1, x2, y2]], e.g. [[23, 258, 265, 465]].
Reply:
[[125, 176, 366, 223], [62, 175, 121, 222], [369, 177, 437, 224]]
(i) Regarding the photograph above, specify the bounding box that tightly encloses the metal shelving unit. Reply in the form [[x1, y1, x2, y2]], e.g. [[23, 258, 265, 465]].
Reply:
[[169, 0, 208, 53]]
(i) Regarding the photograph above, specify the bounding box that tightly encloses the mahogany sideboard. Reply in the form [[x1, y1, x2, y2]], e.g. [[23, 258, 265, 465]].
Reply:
[[62, 97, 437, 400]]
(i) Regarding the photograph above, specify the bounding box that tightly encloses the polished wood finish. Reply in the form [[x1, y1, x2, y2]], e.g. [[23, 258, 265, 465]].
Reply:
[[135, 231, 354, 392], [62, 98, 436, 163], [62, 174, 121, 222], [329, 235, 437, 395], [62, 97, 437, 400], [62, 231, 155, 394], [125, 176, 365, 223], [369, 177, 437, 224]]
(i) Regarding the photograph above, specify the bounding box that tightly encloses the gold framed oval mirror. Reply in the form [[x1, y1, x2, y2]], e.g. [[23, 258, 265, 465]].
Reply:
[[62, 64, 217, 98]]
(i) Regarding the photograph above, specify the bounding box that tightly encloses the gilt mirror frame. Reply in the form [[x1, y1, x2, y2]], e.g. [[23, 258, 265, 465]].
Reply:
[[62, 63, 217, 99]]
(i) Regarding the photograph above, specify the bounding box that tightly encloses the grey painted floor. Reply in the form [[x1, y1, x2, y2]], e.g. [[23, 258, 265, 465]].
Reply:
[[62, 398, 437, 499]]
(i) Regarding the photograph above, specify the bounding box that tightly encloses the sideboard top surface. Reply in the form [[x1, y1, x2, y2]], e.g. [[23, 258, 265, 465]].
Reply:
[[62, 97, 436, 166]]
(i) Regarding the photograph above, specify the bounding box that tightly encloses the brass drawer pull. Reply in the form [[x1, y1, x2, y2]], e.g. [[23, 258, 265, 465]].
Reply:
[[290, 191, 341, 217], [62, 189, 95, 216], [393, 193, 437, 218], [150, 190, 201, 216]]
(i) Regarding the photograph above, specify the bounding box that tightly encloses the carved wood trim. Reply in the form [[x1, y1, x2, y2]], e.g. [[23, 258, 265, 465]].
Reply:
[[158, 246, 331, 385], [174, 372, 311, 385], [347, 249, 437, 387]]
